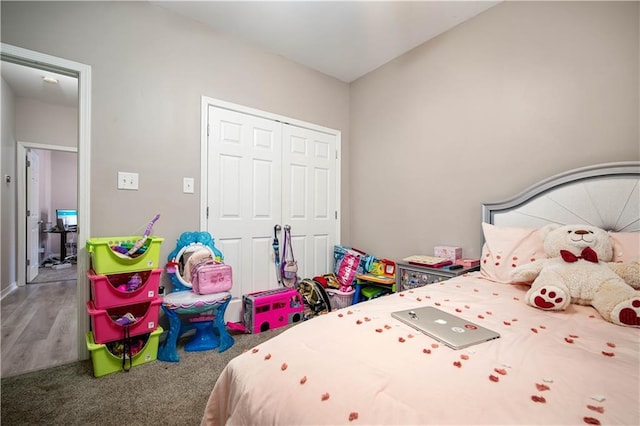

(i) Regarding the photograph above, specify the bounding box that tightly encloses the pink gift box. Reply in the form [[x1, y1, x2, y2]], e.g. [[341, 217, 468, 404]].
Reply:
[[434, 246, 462, 262]]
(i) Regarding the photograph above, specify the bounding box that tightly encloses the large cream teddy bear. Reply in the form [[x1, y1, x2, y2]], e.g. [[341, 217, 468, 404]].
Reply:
[[511, 224, 640, 327]]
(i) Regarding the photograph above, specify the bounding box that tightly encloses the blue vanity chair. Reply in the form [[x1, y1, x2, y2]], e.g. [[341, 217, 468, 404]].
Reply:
[[157, 231, 234, 362]]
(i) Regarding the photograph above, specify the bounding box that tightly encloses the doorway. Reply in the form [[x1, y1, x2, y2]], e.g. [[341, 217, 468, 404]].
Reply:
[[23, 145, 78, 284], [1, 43, 92, 362]]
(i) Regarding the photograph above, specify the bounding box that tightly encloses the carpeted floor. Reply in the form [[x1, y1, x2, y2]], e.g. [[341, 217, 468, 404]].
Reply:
[[1, 326, 291, 425]]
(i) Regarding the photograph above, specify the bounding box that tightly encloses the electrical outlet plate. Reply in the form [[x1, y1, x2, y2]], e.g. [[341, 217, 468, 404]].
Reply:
[[118, 172, 139, 190], [183, 177, 195, 194]]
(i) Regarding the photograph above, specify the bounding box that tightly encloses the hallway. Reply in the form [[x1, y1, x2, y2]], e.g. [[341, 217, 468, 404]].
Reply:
[[1, 279, 77, 378]]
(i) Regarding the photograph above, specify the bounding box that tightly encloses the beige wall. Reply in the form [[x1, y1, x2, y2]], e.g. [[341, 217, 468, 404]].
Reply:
[[1, 1, 351, 280], [16, 98, 77, 147], [349, 1, 639, 260], [50, 151, 77, 215]]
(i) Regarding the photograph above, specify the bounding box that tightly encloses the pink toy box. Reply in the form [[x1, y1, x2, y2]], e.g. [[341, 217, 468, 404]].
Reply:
[[88, 268, 161, 309], [242, 287, 304, 334], [434, 246, 462, 262], [87, 297, 161, 344]]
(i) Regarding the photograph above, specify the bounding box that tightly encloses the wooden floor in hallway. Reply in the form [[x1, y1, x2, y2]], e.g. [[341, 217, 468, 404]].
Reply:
[[1, 278, 77, 378]]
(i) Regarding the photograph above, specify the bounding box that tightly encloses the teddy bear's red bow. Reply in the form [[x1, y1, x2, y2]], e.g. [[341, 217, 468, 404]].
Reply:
[[560, 247, 599, 263]]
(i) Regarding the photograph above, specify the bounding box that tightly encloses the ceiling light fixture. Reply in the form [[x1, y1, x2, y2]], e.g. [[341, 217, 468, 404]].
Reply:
[[42, 76, 59, 84]]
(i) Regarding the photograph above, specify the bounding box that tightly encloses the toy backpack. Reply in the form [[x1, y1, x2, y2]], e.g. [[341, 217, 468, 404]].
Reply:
[[297, 278, 331, 319], [281, 226, 298, 288], [191, 259, 233, 295]]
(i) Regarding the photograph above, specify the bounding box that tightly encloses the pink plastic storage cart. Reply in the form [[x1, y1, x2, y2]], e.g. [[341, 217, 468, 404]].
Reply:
[[87, 298, 162, 344], [88, 268, 161, 309]]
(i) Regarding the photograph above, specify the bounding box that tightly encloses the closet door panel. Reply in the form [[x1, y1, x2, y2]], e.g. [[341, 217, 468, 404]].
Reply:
[[282, 124, 338, 280], [208, 106, 282, 302]]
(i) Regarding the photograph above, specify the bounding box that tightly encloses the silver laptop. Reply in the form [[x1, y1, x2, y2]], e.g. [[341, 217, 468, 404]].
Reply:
[[391, 306, 500, 350]]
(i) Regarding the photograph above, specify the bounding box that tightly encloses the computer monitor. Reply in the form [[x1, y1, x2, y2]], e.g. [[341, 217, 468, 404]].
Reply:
[[56, 209, 77, 228]]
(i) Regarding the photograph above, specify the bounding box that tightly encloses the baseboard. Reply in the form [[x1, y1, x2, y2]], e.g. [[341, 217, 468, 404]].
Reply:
[[0, 281, 18, 301]]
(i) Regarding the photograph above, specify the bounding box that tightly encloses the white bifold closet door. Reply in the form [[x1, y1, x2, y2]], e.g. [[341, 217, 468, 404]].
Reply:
[[206, 105, 339, 321]]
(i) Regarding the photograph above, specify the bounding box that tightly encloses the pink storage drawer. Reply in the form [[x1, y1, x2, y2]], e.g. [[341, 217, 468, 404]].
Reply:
[[87, 298, 161, 344], [88, 268, 161, 309]]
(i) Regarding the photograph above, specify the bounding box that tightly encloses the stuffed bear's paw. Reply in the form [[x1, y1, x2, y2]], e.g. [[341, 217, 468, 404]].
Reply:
[[528, 286, 569, 310], [611, 298, 640, 327]]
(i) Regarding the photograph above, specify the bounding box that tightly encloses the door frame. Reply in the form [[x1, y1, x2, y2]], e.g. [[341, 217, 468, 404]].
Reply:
[[199, 96, 341, 236], [3, 43, 92, 360]]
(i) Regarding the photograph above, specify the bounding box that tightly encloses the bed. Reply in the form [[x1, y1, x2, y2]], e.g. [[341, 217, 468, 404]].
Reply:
[[202, 162, 640, 426]]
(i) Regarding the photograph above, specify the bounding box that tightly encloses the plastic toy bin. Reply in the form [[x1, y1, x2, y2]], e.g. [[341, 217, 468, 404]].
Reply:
[[85, 327, 162, 377], [87, 298, 161, 344], [326, 288, 355, 310], [86, 236, 164, 275], [88, 268, 162, 309]]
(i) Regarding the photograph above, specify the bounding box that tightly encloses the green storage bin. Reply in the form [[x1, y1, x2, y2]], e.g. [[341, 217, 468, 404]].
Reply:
[[361, 286, 386, 299], [85, 326, 162, 377], [86, 236, 164, 274]]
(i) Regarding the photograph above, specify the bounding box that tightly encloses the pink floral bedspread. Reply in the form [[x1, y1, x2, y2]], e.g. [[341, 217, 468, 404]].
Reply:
[[202, 272, 639, 425]]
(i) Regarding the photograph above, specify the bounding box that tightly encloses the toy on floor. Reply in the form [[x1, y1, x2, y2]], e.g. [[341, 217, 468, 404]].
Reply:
[[158, 231, 234, 362], [226, 321, 247, 333]]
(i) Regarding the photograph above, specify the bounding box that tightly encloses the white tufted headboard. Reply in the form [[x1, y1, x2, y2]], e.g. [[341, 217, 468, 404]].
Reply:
[[482, 162, 640, 232]]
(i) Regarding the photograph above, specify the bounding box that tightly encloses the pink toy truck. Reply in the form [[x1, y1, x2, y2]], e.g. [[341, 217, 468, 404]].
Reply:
[[242, 287, 304, 333]]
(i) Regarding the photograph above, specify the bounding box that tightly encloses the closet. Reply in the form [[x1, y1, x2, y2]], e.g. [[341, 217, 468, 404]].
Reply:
[[203, 101, 340, 320]]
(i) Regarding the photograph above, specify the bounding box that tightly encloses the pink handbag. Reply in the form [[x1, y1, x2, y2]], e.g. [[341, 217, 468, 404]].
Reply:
[[190, 260, 233, 294]]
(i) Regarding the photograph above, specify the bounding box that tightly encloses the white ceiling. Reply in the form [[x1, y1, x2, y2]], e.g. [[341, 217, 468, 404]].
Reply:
[[1, 1, 499, 106], [152, 0, 500, 83], [1, 60, 78, 108]]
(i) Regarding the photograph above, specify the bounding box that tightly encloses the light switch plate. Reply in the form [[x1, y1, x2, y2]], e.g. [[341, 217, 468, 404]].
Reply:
[[118, 172, 139, 190], [183, 177, 195, 194]]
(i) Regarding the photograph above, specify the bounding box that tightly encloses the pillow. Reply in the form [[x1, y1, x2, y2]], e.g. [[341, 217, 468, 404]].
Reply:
[[609, 232, 640, 263], [480, 223, 545, 284]]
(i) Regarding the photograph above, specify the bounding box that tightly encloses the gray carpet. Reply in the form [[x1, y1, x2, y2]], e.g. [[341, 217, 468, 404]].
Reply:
[[1, 326, 291, 425]]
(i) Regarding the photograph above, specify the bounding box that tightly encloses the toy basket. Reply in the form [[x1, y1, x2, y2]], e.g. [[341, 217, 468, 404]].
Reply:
[[326, 288, 355, 310], [85, 327, 162, 377], [88, 268, 162, 309], [86, 236, 164, 275], [86, 298, 161, 344]]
